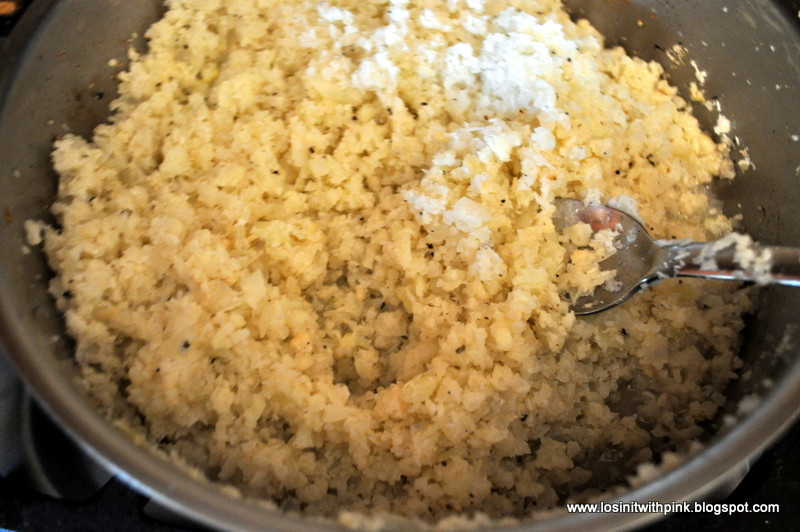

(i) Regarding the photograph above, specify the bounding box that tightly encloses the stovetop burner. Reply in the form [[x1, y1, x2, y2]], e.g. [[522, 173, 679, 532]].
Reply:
[[0, 0, 26, 37]]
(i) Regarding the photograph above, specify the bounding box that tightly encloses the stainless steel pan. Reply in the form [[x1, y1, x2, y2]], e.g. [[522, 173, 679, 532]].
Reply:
[[1, 1, 799, 530]]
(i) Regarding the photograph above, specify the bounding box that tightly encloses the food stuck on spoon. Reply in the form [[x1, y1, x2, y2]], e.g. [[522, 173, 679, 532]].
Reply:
[[554, 198, 800, 315]]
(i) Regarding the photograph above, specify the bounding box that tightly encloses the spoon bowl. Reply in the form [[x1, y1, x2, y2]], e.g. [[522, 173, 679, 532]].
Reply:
[[553, 198, 800, 315]]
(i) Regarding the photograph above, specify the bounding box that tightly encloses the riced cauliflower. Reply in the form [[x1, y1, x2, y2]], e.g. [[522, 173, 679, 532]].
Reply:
[[34, 0, 750, 526]]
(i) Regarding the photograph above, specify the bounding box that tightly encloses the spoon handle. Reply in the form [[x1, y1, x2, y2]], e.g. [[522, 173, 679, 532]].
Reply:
[[662, 240, 800, 287]]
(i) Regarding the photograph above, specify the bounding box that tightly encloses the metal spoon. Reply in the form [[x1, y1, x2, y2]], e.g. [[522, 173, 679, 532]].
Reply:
[[553, 198, 800, 315]]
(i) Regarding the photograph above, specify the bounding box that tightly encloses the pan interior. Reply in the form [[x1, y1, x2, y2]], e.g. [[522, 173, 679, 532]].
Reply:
[[1, 0, 799, 529]]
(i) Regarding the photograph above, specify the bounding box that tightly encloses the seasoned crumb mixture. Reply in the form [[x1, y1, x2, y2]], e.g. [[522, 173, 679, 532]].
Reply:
[[35, 0, 749, 523]]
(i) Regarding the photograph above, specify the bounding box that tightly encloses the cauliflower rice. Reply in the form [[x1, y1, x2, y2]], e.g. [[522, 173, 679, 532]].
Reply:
[[35, 0, 751, 524]]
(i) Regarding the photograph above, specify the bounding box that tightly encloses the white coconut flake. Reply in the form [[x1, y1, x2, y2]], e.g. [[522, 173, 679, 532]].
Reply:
[[443, 197, 491, 233]]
